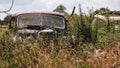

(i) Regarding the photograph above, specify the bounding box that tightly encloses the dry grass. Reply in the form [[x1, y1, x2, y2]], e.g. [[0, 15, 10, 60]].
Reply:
[[0, 34, 120, 68], [0, 11, 120, 68]]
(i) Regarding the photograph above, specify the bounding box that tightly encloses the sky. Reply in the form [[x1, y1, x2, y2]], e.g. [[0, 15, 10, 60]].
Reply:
[[0, 0, 120, 20]]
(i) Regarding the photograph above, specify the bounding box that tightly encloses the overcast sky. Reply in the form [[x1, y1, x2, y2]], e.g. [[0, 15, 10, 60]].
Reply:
[[0, 0, 120, 20]]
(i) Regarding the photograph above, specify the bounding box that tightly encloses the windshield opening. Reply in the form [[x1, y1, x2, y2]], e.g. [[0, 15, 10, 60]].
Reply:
[[17, 13, 65, 29]]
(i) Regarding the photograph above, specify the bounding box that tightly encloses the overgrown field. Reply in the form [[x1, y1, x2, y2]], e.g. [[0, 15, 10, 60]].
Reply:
[[0, 12, 120, 68]]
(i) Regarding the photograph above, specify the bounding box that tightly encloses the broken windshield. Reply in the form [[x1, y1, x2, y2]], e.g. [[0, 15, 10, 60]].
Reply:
[[17, 13, 65, 29]]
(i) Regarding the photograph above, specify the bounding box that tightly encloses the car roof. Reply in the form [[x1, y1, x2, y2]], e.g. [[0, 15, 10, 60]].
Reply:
[[14, 11, 65, 16]]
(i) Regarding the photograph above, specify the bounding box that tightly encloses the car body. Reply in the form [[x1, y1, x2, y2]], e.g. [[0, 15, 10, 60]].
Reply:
[[90, 11, 120, 42], [10, 11, 67, 38], [93, 14, 120, 31]]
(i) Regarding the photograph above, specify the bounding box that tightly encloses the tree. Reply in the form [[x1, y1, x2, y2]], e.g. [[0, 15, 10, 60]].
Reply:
[[3, 14, 12, 25], [0, 19, 1, 24], [53, 4, 67, 14], [94, 8, 110, 14]]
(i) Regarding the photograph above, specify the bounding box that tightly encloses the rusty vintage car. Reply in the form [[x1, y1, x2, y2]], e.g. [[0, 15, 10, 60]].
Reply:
[[10, 11, 67, 39], [91, 11, 120, 42], [92, 12, 120, 31]]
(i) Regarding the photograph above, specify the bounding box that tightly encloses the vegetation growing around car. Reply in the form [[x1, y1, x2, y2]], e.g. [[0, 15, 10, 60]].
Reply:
[[0, 5, 120, 67]]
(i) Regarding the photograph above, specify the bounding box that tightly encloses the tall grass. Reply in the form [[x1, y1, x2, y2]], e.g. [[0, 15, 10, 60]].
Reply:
[[0, 8, 120, 67], [0, 30, 120, 68]]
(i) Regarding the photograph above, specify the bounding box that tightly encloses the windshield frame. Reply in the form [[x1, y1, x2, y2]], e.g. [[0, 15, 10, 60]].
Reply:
[[17, 13, 66, 29]]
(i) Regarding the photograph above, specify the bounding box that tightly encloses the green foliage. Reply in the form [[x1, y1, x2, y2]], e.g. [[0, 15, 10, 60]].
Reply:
[[0, 30, 120, 68], [53, 4, 67, 14], [3, 15, 12, 25], [0, 5, 120, 67], [67, 7, 97, 45]]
